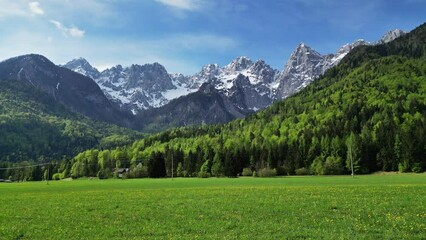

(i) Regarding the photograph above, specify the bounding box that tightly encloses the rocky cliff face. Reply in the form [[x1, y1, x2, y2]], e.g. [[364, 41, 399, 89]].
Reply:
[[274, 39, 370, 99], [275, 43, 325, 99], [273, 29, 405, 99], [378, 29, 406, 44]]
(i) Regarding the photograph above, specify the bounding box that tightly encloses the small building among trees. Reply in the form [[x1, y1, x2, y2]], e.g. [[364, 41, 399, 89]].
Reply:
[[114, 168, 129, 178]]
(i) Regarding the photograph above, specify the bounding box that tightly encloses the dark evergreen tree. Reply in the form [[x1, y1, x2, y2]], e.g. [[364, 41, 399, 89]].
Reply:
[[147, 152, 167, 178]]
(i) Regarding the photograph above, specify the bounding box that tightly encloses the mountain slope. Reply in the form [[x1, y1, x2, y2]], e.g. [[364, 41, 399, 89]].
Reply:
[[0, 79, 142, 163], [0, 54, 134, 128], [133, 83, 250, 132], [71, 23, 426, 177]]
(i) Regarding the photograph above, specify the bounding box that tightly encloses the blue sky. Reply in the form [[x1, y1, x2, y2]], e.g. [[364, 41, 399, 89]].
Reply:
[[0, 0, 425, 74]]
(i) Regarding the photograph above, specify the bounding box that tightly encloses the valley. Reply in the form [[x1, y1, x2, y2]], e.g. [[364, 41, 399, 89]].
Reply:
[[1, 23, 424, 179], [0, 1, 425, 239]]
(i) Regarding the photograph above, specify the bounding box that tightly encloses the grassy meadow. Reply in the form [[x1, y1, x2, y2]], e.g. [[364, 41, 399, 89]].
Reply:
[[0, 174, 425, 239]]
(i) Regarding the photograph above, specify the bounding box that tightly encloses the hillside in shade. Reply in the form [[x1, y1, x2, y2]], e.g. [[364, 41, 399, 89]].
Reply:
[[0, 79, 142, 163]]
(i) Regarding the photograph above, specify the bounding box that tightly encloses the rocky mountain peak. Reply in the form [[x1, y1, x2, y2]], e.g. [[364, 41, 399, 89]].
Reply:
[[63, 57, 100, 80], [225, 56, 253, 72], [7, 54, 54, 68], [0, 54, 56, 89], [170, 72, 187, 86], [65, 57, 90, 67], [295, 42, 312, 52], [249, 60, 276, 84], [113, 64, 123, 71], [102, 62, 175, 92], [284, 43, 323, 74], [275, 28, 400, 101], [288, 43, 322, 64], [201, 63, 221, 76], [332, 39, 369, 64], [129, 62, 166, 73], [337, 39, 368, 53], [275, 43, 329, 99], [352, 39, 369, 46], [379, 29, 406, 44], [250, 59, 268, 72], [295, 42, 315, 53]]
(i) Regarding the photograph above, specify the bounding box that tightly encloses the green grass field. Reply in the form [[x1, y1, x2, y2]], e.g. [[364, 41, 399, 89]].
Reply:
[[0, 174, 425, 239]]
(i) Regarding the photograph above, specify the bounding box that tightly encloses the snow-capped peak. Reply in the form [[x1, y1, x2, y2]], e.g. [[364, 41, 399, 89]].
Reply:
[[225, 56, 254, 72], [248, 60, 276, 84], [201, 63, 221, 75], [63, 57, 100, 80]]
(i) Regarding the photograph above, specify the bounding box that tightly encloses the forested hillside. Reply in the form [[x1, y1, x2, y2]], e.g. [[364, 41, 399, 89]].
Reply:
[[0, 79, 142, 164], [2, 23, 425, 181], [57, 23, 426, 179]]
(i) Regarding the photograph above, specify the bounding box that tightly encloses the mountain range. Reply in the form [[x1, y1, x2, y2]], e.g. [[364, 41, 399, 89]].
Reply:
[[0, 21, 422, 164], [0, 28, 406, 136], [63, 29, 405, 129]]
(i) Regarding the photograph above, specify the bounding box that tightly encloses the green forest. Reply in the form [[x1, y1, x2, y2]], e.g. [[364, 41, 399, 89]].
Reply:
[[0, 79, 142, 165], [1, 23, 426, 181]]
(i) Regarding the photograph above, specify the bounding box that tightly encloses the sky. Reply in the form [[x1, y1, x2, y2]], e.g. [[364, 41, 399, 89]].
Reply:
[[0, 0, 425, 75]]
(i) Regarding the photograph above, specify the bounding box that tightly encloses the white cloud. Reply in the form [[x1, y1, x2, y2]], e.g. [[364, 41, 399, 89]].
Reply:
[[50, 20, 85, 38], [0, 1, 28, 18], [155, 0, 204, 11], [28, 2, 44, 15], [68, 27, 85, 38]]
